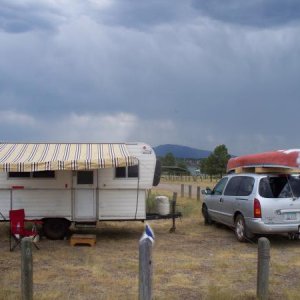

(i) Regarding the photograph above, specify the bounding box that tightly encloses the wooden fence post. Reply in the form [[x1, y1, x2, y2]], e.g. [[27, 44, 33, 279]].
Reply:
[[139, 225, 154, 300], [170, 192, 177, 233], [21, 237, 33, 300], [181, 184, 184, 198], [188, 185, 192, 199], [257, 237, 270, 300], [197, 186, 201, 201]]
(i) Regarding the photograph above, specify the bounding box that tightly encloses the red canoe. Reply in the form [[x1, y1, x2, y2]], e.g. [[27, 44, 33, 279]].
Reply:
[[227, 149, 300, 173]]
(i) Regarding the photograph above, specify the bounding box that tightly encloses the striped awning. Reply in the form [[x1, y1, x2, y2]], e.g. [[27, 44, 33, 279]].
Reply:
[[0, 143, 138, 172]]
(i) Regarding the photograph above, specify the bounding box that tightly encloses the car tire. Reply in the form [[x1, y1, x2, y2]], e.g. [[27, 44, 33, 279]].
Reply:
[[234, 214, 254, 242], [202, 204, 213, 225]]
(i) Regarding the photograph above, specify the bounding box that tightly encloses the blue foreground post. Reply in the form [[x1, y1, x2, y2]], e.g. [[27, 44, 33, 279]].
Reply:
[[139, 224, 154, 300]]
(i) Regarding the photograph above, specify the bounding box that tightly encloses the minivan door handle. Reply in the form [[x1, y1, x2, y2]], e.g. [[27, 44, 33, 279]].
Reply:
[[219, 198, 224, 203]]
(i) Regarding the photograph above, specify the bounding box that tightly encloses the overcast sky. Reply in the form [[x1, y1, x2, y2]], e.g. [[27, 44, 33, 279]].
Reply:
[[1, 0, 300, 155]]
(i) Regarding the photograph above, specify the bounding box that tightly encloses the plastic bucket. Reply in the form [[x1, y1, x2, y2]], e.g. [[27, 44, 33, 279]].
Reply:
[[155, 196, 170, 216]]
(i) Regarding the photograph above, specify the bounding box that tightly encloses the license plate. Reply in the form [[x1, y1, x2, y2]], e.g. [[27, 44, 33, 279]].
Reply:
[[285, 212, 297, 221]]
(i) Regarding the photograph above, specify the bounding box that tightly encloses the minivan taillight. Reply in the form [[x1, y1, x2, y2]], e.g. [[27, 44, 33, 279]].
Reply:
[[254, 198, 262, 218]]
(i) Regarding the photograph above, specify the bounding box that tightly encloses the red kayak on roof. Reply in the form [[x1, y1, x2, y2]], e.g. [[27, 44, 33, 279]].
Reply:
[[227, 149, 300, 173]]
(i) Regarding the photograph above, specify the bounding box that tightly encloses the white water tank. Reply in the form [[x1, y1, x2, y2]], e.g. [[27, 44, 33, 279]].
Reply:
[[155, 196, 170, 216]]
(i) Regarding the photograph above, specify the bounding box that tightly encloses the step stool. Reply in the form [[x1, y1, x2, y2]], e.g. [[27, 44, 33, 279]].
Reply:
[[70, 234, 96, 247]]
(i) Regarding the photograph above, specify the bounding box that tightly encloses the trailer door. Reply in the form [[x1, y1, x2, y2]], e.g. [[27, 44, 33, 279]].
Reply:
[[73, 171, 97, 221]]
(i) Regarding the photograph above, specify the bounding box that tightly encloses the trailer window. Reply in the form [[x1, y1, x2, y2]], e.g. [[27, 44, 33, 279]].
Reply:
[[128, 165, 139, 178], [8, 171, 55, 179], [115, 167, 126, 178], [115, 165, 139, 178], [32, 171, 55, 178], [8, 172, 31, 178], [77, 171, 93, 185]]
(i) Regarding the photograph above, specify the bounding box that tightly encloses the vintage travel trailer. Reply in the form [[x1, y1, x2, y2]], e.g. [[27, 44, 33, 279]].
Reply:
[[0, 142, 161, 239]]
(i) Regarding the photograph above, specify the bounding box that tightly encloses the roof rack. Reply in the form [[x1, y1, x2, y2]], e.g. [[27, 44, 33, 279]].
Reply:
[[231, 166, 300, 174]]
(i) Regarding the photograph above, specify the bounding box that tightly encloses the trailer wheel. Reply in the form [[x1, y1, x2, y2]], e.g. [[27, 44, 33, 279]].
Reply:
[[153, 159, 161, 186], [43, 218, 71, 240]]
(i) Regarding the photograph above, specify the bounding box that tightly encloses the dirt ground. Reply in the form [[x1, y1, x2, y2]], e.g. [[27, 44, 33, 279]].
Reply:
[[1, 185, 300, 299]]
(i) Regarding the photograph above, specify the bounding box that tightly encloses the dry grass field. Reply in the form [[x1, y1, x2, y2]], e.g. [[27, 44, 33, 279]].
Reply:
[[1, 179, 300, 299]]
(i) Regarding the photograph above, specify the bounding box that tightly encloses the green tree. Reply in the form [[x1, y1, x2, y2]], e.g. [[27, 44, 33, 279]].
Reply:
[[201, 155, 216, 180], [213, 144, 230, 177], [201, 144, 230, 178], [177, 160, 188, 170], [177, 160, 189, 175], [161, 152, 176, 166]]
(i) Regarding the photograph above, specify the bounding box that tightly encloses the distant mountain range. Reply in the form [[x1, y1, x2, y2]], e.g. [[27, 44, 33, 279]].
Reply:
[[153, 144, 211, 159]]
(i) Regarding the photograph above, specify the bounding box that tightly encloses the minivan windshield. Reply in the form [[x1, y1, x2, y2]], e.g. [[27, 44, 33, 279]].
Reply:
[[259, 175, 300, 198]]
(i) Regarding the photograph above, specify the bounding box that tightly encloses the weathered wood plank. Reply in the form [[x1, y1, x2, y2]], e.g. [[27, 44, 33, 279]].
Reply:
[[233, 166, 300, 174], [70, 234, 96, 247]]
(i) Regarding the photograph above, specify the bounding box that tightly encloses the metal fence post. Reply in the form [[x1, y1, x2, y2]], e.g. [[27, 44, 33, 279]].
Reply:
[[188, 185, 192, 199], [139, 225, 154, 300], [257, 237, 270, 300], [21, 237, 33, 300]]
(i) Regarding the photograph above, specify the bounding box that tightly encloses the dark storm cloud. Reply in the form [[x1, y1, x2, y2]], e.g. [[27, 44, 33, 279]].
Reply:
[[0, 0, 64, 33], [88, 0, 195, 29], [1, 1, 300, 155], [192, 0, 300, 27], [85, 0, 300, 29]]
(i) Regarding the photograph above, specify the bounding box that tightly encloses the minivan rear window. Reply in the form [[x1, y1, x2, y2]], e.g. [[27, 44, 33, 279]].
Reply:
[[259, 176, 300, 198]]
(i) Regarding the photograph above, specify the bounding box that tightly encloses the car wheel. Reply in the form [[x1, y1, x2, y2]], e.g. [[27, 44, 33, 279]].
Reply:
[[202, 204, 213, 225], [234, 214, 253, 242]]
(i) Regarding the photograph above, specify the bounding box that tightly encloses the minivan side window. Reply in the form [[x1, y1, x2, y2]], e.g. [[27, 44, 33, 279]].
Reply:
[[238, 177, 254, 196], [212, 177, 228, 195], [224, 177, 241, 196], [224, 176, 254, 196]]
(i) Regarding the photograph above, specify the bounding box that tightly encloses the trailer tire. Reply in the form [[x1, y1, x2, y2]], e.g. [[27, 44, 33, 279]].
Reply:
[[153, 159, 161, 186], [43, 218, 71, 240]]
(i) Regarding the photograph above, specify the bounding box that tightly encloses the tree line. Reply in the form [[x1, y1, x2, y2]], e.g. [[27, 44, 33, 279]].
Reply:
[[159, 144, 230, 178]]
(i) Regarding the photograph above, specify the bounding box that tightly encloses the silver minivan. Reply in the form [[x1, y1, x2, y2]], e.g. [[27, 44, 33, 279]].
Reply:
[[202, 173, 300, 242]]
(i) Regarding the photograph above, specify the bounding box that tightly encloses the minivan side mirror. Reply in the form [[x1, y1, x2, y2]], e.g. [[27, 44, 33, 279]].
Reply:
[[203, 187, 212, 195]]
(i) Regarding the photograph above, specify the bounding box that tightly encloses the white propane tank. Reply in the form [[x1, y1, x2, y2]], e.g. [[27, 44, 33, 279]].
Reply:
[[155, 196, 170, 216]]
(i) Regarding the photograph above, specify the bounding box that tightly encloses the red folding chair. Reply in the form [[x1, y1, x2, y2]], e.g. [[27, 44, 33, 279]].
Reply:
[[9, 209, 43, 251]]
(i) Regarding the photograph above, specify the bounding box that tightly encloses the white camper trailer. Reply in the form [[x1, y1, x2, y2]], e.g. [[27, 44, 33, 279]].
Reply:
[[0, 142, 161, 239]]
